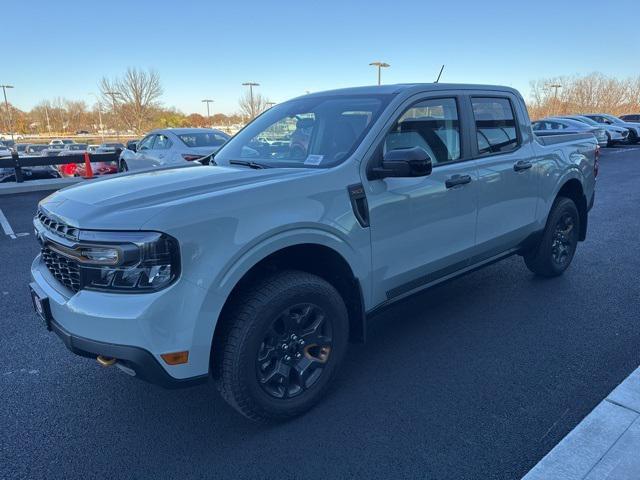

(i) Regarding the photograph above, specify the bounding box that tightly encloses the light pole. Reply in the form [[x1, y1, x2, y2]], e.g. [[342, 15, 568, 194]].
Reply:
[[104, 91, 121, 141], [1, 84, 15, 142], [242, 82, 260, 119], [44, 104, 51, 135], [201, 99, 214, 125], [89, 93, 105, 142], [546, 83, 562, 115], [369, 62, 390, 85]]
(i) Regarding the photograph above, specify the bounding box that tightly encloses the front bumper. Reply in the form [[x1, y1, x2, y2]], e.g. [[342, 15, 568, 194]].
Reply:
[[30, 254, 212, 387]]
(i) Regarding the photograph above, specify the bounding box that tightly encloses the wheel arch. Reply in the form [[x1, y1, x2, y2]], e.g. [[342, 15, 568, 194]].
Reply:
[[555, 177, 588, 241], [210, 239, 367, 377]]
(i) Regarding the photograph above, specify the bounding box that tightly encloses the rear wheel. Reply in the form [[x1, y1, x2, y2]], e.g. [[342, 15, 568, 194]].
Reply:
[[214, 270, 349, 422], [524, 197, 580, 277]]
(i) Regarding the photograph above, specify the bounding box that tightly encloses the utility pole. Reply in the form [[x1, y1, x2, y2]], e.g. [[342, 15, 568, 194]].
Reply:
[[44, 104, 51, 135], [104, 91, 121, 141], [369, 62, 390, 85], [1, 84, 15, 142], [201, 99, 214, 125], [242, 82, 260, 119], [89, 93, 105, 142], [547, 83, 562, 115]]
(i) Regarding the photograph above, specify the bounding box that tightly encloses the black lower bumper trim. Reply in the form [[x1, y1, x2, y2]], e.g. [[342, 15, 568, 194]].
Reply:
[[49, 319, 208, 389]]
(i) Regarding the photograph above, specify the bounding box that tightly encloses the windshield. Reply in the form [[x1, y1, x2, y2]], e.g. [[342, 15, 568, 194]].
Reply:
[[214, 94, 391, 168], [178, 131, 229, 148]]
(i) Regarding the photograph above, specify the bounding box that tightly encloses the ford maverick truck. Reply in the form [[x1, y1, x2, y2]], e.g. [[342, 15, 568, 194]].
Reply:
[[30, 84, 597, 421]]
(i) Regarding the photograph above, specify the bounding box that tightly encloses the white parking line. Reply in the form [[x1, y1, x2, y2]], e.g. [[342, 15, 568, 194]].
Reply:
[[0, 207, 16, 239], [0, 207, 29, 239]]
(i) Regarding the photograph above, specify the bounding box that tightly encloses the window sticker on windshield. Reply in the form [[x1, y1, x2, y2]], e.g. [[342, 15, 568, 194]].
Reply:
[[304, 155, 324, 166]]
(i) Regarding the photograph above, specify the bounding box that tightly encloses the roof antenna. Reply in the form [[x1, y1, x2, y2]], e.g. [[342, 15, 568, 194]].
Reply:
[[435, 64, 445, 83]]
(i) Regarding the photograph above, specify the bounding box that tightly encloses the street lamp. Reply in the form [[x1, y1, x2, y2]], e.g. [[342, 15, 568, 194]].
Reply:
[[0, 84, 15, 142], [369, 62, 390, 85], [89, 93, 105, 142], [104, 90, 121, 141], [201, 99, 214, 124], [546, 83, 562, 115], [242, 82, 260, 119]]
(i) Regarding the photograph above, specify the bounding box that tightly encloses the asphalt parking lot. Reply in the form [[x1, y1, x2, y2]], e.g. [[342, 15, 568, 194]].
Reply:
[[1, 146, 640, 480]]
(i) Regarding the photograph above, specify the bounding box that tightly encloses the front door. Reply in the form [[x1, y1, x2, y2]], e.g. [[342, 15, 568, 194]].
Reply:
[[365, 96, 480, 304]]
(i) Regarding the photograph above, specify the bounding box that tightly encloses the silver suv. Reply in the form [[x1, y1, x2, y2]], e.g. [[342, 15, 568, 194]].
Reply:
[[30, 84, 597, 421]]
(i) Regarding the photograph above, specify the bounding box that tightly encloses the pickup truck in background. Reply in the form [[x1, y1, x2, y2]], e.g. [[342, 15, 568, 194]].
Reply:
[[29, 84, 597, 421]]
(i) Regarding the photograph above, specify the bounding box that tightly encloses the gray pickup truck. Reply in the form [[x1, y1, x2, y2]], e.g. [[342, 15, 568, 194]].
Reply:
[[30, 84, 597, 421]]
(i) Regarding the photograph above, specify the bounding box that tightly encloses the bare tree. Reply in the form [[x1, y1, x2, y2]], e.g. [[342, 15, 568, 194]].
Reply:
[[99, 68, 163, 133], [527, 73, 640, 119], [238, 90, 269, 120]]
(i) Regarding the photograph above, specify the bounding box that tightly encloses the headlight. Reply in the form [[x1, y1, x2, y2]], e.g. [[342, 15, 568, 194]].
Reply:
[[75, 231, 180, 292]]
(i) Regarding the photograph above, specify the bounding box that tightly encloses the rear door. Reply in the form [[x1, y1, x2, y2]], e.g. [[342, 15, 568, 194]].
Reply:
[[470, 95, 539, 255]]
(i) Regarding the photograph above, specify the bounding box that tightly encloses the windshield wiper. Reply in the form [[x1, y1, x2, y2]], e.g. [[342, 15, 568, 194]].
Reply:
[[228, 160, 271, 169]]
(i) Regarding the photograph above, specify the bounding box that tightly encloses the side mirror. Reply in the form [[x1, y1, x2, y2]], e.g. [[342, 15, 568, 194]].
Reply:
[[371, 146, 433, 179], [129, 143, 137, 152]]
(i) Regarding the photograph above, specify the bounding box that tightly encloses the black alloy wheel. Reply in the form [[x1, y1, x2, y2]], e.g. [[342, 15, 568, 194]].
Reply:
[[256, 303, 332, 399]]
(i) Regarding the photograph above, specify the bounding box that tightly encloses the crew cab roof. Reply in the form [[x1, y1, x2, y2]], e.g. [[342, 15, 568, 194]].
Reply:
[[301, 83, 521, 98]]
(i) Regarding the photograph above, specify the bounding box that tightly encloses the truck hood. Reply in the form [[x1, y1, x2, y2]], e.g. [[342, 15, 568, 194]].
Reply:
[[39, 165, 314, 230]]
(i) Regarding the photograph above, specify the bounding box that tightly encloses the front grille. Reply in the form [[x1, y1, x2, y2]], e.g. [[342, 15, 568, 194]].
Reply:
[[36, 210, 79, 241], [42, 246, 81, 292]]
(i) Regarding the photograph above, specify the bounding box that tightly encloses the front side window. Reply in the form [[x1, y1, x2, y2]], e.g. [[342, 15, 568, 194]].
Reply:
[[138, 135, 155, 151], [472, 97, 519, 155], [214, 95, 390, 168], [383, 98, 460, 166]]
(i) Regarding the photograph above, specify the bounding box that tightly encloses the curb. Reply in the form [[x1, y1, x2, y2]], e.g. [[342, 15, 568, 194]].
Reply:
[[523, 367, 640, 479], [0, 178, 85, 195]]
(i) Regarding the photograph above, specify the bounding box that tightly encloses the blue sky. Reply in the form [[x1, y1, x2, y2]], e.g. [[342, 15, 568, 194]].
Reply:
[[3, 0, 637, 115]]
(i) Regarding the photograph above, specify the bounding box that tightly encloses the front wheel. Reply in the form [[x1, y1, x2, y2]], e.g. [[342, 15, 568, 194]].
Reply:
[[214, 270, 349, 422], [524, 197, 580, 277]]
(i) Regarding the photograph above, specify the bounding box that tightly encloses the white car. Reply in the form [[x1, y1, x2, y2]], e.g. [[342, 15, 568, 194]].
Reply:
[[0, 145, 11, 157], [118, 128, 229, 172], [49, 139, 75, 146]]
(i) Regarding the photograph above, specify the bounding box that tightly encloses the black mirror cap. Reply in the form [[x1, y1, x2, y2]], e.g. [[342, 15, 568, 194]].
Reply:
[[371, 146, 433, 179]]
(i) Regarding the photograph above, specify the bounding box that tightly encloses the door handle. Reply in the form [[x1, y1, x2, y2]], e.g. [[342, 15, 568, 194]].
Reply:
[[445, 174, 472, 189], [514, 160, 533, 172]]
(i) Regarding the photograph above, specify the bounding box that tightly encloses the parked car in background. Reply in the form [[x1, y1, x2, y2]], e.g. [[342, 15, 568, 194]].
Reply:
[[41, 145, 65, 156], [49, 139, 75, 146], [582, 114, 640, 143], [96, 142, 125, 153], [58, 143, 89, 154], [118, 128, 229, 171], [0, 144, 11, 157], [561, 115, 629, 147], [1, 143, 60, 182], [533, 117, 608, 147], [24, 144, 49, 155], [619, 114, 640, 123], [56, 143, 117, 177], [1, 139, 16, 151], [15, 143, 29, 154], [87, 144, 100, 153], [31, 84, 598, 421]]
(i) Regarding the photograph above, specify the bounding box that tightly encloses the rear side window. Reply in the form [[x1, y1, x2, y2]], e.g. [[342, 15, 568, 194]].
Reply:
[[384, 98, 461, 166], [472, 97, 519, 156]]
